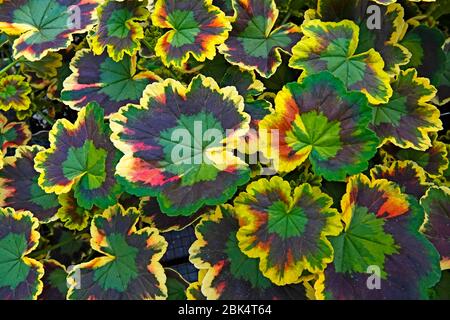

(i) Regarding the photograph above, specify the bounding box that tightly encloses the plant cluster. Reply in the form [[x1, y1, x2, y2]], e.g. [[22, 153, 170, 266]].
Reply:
[[0, 0, 448, 300]]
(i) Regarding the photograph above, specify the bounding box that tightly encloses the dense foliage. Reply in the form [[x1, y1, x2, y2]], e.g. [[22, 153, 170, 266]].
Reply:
[[0, 0, 448, 300]]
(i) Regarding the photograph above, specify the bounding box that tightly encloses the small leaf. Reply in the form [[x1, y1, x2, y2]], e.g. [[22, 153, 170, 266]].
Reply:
[[0, 207, 43, 300], [0, 146, 60, 222], [289, 19, 393, 104], [151, 0, 231, 67], [35, 102, 122, 210], [0, 113, 31, 152], [39, 259, 68, 300], [218, 0, 302, 78], [0, 75, 31, 112]]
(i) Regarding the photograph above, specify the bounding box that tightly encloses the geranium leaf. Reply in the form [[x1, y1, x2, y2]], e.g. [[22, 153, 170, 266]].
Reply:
[[401, 25, 446, 86], [0, 113, 31, 152], [0, 75, 31, 112], [370, 160, 432, 199], [316, 174, 441, 300], [0, 0, 98, 61], [61, 49, 161, 117], [313, 1, 411, 73], [289, 19, 393, 104], [421, 186, 450, 270], [34, 102, 122, 210], [89, 0, 149, 62], [0, 207, 43, 300], [110, 75, 251, 216], [0, 146, 60, 222], [67, 205, 168, 300], [259, 72, 379, 180], [218, 0, 301, 78], [39, 259, 68, 300], [190, 204, 310, 298], [151, 0, 231, 67], [234, 177, 342, 285], [370, 68, 442, 151], [381, 136, 449, 178], [21, 52, 63, 79], [139, 197, 204, 232]]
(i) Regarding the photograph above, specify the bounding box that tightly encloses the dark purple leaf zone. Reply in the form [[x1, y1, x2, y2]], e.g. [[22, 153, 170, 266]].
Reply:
[[39, 260, 68, 300], [61, 50, 161, 116], [219, 0, 301, 78], [0, 208, 43, 300], [319, 176, 441, 300], [67, 205, 168, 300], [34, 102, 122, 210], [110, 76, 250, 216], [190, 205, 308, 299], [401, 25, 446, 86], [139, 197, 204, 232], [213, 0, 234, 16], [370, 161, 431, 199], [421, 187, 450, 270], [0, 0, 98, 60], [0, 146, 60, 222]]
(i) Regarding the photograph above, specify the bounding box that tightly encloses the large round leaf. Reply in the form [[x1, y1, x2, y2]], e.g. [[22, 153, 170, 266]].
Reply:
[[259, 72, 379, 180], [151, 0, 231, 67], [35, 102, 122, 210], [110, 75, 251, 216]]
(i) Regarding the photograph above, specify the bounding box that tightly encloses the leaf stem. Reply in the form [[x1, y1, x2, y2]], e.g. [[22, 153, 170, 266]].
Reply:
[[281, 12, 292, 25], [0, 59, 21, 76], [441, 112, 450, 117], [30, 237, 78, 258]]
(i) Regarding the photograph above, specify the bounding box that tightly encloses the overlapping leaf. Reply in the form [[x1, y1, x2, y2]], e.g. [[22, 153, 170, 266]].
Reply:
[[234, 177, 342, 285], [0, 75, 31, 112], [67, 205, 168, 300], [0, 0, 98, 61], [190, 204, 310, 298], [57, 192, 94, 231], [151, 0, 231, 67], [0, 207, 43, 300], [218, 0, 302, 78], [110, 75, 251, 216], [289, 19, 393, 104], [0, 146, 60, 222], [316, 174, 441, 299], [421, 187, 450, 270], [89, 0, 149, 62], [381, 136, 449, 178], [259, 72, 378, 180], [61, 49, 161, 117], [35, 102, 122, 210], [0, 113, 30, 152], [370, 68, 442, 150], [21, 52, 63, 79], [370, 160, 431, 199], [312, 1, 411, 73], [166, 268, 189, 300]]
